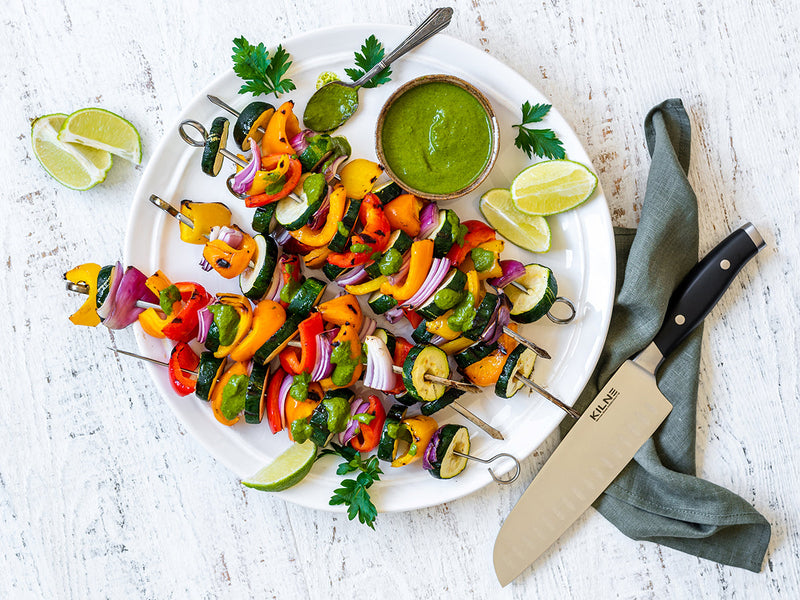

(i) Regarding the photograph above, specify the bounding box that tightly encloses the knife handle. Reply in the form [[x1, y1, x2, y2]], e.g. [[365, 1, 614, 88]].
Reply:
[[652, 223, 765, 359]]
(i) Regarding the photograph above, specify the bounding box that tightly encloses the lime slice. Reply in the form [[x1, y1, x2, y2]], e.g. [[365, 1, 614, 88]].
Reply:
[[241, 440, 317, 492], [510, 160, 597, 216], [31, 114, 113, 190], [479, 188, 551, 253], [57, 108, 142, 163]]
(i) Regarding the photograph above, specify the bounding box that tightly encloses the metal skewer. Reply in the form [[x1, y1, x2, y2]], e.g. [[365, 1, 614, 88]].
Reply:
[[513, 373, 580, 420], [148, 195, 257, 270], [207, 95, 265, 134], [501, 326, 551, 360], [67, 281, 162, 312], [109, 346, 503, 440], [492, 281, 577, 325], [453, 450, 520, 484]]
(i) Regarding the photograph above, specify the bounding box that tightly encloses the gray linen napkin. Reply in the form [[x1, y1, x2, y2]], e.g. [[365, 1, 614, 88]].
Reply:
[[560, 99, 771, 572]]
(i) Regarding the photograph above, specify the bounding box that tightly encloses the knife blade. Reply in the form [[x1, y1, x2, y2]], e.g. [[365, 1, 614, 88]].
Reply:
[[493, 222, 766, 586]]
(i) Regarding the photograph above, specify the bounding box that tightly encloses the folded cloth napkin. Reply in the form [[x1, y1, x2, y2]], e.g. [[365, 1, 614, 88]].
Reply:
[[560, 99, 771, 572]]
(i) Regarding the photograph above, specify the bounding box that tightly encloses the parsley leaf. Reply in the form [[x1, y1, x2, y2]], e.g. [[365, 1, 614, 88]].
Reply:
[[344, 35, 392, 89], [232, 37, 296, 98], [512, 101, 566, 160], [317, 443, 382, 528]]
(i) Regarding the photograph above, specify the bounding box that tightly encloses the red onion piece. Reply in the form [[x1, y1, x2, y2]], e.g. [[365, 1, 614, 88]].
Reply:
[[387, 252, 411, 286], [272, 226, 291, 246], [429, 334, 446, 346], [96, 261, 122, 321], [363, 335, 395, 391], [487, 260, 527, 289], [339, 398, 370, 446], [310, 333, 334, 382], [103, 266, 156, 330], [323, 155, 348, 183], [231, 137, 261, 194], [196, 306, 213, 344], [487, 299, 511, 345], [384, 307, 403, 323], [307, 187, 331, 230], [403, 257, 451, 310], [422, 427, 443, 471], [359, 318, 376, 341], [198, 258, 213, 272], [278, 373, 293, 430], [418, 203, 439, 238], [335, 264, 368, 287], [218, 226, 244, 249], [290, 129, 314, 155]]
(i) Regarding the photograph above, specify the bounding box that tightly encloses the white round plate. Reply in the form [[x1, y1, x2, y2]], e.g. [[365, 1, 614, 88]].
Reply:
[[125, 24, 615, 513]]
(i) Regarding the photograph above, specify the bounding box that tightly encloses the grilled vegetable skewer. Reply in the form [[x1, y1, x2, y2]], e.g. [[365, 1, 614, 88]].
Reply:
[[178, 118, 303, 202]]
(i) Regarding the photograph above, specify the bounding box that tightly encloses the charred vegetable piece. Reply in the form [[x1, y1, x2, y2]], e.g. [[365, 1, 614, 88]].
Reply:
[[233, 101, 275, 150], [424, 424, 470, 479], [506, 264, 558, 323], [201, 117, 230, 176]]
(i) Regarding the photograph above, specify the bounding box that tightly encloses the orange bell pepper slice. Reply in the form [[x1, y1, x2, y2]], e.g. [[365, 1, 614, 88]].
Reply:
[[228, 300, 286, 363], [202, 227, 258, 279], [384, 194, 422, 237], [211, 361, 250, 426], [264, 101, 299, 156], [379, 239, 434, 303], [290, 185, 348, 247], [317, 294, 363, 329], [285, 382, 323, 442], [391, 415, 438, 467]]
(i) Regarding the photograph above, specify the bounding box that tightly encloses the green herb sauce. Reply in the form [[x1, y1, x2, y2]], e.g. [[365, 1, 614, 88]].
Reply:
[[381, 82, 492, 194], [303, 83, 359, 133]]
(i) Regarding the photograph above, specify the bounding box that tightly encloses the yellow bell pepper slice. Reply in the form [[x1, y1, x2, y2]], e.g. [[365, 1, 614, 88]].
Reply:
[[144, 270, 171, 297], [246, 155, 291, 196], [211, 361, 249, 426], [213, 294, 253, 359], [391, 415, 439, 467], [179, 200, 232, 245], [339, 159, 385, 200], [380, 239, 434, 303], [290, 185, 348, 247], [345, 275, 386, 296], [64, 263, 102, 326], [475, 240, 505, 280], [466, 269, 483, 306], [439, 336, 475, 355], [425, 310, 462, 341], [228, 300, 286, 363]]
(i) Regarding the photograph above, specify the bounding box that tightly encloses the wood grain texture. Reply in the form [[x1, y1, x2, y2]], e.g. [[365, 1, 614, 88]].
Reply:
[[2, 0, 799, 597]]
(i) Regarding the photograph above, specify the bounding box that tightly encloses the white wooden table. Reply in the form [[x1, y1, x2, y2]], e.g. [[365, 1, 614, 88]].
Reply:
[[3, 0, 799, 597]]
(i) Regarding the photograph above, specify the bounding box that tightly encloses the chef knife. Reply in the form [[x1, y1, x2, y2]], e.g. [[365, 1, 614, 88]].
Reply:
[[493, 222, 766, 586]]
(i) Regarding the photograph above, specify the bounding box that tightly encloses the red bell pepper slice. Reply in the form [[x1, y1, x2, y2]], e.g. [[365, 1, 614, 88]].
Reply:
[[327, 194, 391, 268], [245, 156, 303, 207], [161, 283, 212, 342], [402, 307, 423, 330], [280, 313, 325, 374], [167, 342, 200, 396], [266, 366, 286, 434], [446, 220, 496, 266], [387, 336, 414, 395], [350, 395, 387, 452]]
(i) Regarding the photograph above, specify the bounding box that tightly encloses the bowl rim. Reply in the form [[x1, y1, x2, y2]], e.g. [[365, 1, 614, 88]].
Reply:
[[374, 74, 501, 201]]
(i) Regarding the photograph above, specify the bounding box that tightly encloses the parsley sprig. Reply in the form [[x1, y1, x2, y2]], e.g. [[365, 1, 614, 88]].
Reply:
[[232, 37, 296, 98], [317, 444, 382, 529], [345, 35, 392, 89], [512, 101, 566, 160]]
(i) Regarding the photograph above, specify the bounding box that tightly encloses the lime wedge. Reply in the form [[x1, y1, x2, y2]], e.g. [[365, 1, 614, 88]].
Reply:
[[57, 108, 142, 163], [241, 440, 317, 492], [479, 188, 551, 253], [31, 114, 113, 190], [510, 160, 597, 216]]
